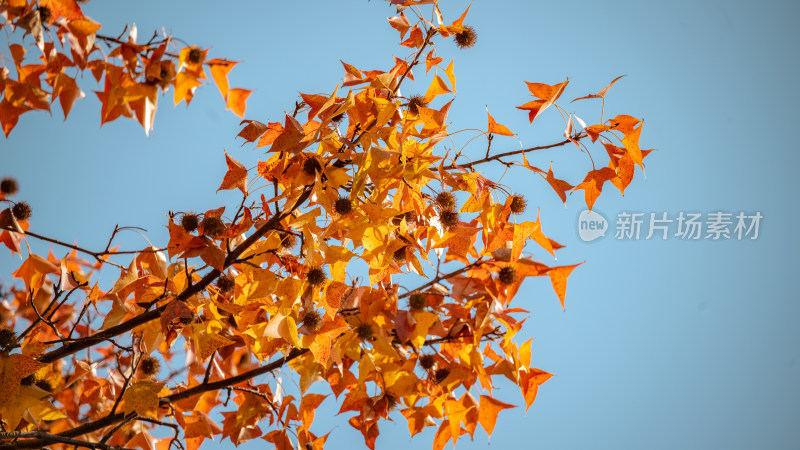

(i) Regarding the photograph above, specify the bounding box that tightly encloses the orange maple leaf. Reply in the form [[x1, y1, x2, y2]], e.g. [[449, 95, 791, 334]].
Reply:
[[545, 162, 574, 204], [217, 151, 248, 194], [487, 111, 514, 136], [548, 263, 583, 309], [516, 79, 568, 123], [478, 395, 516, 436], [573, 167, 617, 210], [208, 58, 239, 100], [226, 88, 251, 119]]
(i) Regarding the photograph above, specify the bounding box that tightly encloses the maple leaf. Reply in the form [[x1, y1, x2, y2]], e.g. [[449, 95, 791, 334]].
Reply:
[[160, 300, 194, 347], [608, 114, 641, 135], [226, 88, 251, 118], [622, 122, 645, 169], [208, 58, 239, 100], [545, 162, 574, 204], [11, 253, 60, 293], [548, 263, 583, 309], [572, 167, 617, 210], [217, 151, 248, 193], [388, 12, 411, 39], [520, 367, 553, 411], [0, 384, 65, 430], [39, 0, 84, 22], [423, 75, 452, 103], [123, 380, 167, 418], [0, 352, 46, 407], [478, 395, 516, 436], [487, 111, 514, 136], [194, 326, 235, 360], [572, 75, 626, 102], [425, 49, 444, 72], [516, 79, 568, 123]]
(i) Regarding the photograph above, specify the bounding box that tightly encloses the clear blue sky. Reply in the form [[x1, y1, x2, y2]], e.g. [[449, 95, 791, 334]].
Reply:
[[1, 0, 798, 449]]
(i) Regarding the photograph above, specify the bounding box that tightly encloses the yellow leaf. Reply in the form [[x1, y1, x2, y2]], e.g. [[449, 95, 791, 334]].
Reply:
[[423, 75, 452, 104], [123, 380, 165, 418], [195, 327, 235, 360], [409, 311, 438, 349], [0, 352, 45, 406], [444, 60, 456, 94]]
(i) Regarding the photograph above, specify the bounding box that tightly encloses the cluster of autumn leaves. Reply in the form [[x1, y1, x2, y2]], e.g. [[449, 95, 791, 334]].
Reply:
[[0, 1, 651, 450], [0, 0, 248, 137]]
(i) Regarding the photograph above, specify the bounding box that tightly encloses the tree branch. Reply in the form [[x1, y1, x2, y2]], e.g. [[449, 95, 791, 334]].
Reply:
[[37, 186, 313, 364], [8, 348, 308, 449], [440, 133, 586, 171]]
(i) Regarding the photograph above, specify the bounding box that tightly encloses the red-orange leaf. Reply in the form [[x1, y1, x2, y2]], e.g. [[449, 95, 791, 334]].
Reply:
[[487, 112, 514, 136], [237, 120, 268, 143], [545, 163, 574, 204], [517, 79, 568, 123], [572, 167, 616, 210], [548, 263, 582, 309], [217, 151, 248, 194], [39, 0, 84, 22], [520, 367, 553, 411]]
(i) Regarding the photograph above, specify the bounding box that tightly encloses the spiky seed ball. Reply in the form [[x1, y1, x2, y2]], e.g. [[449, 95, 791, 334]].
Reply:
[[419, 354, 436, 370], [38, 6, 51, 23], [35, 379, 53, 392], [385, 394, 397, 411], [302, 157, 322, 175], [434, 368, 450, 384], [187, 47, 203, 64], [181, 213, 199, 232], [509, 194, 527, 215], [11, 201, 32, 221], [280, 234, 296, 249], [355, 323, 374, 340], [408, 293, 426, 311], [333, 197, 353, 215], [439, 210, 459, 229], [331, 113, 345, 123], [0, 328, 18, 351], [436, 192, 456, 211], [201, 216, 225, 237], [393, 247, 407, 263], [407, 95, 428, 115], [139, 356, 161, 377], [306, 266, 326, 286], [20, 374, 35, 386], [498, 266, 517, 285], [216, 274, 235, 293], [454, 26, 478, 49], [302, 310, 322, 332], [0, 177, 18, 196]]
